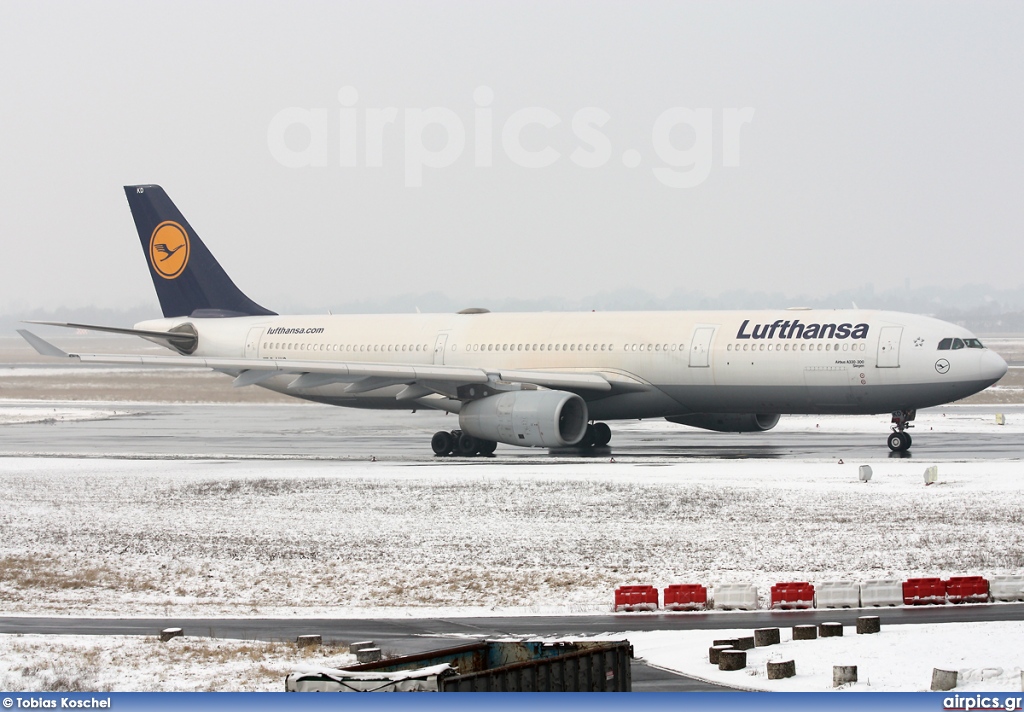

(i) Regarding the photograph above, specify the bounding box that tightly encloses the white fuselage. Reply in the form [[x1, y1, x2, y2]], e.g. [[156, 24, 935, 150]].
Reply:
[[137, 308, 1008, 420]]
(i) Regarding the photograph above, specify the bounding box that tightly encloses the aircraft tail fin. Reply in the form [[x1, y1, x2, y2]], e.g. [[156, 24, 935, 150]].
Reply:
[[124, 185, 276, 318]]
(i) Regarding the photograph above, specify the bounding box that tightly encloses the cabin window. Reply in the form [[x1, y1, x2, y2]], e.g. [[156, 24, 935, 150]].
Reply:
[[951, 338, 965, 350], [964, 338, 984, 348]]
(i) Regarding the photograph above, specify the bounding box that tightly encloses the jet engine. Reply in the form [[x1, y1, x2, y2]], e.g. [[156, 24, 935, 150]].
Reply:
[[665, 413, 781, 433], [459, 390, 589, 448]]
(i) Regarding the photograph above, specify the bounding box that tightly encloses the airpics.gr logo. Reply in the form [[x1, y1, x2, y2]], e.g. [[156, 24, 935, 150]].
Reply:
[[149, 221, 190, 279]]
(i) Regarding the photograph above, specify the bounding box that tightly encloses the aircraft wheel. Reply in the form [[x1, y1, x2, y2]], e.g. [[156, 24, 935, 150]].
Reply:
[[477, 439, 497, 456], [887, 432, 908, 452], [431, 430, 454, 456], [457, 432, 480, 456], [905, 433, 913, 448], [593, 422, 611, 447], [579, 424, 597, 448]]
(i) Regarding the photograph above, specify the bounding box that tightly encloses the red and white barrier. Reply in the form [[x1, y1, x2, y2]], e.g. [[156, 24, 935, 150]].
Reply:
[[770, 582, 815, 610], [815, 581, 861, 608], [713, 583, 758, 610], [663, 584, 708, 611], [902, 577, 946, 605], [990, 575, 1024, 602], [860, 579, 904, 607], [614, 585, 659, 612], [945, 576, 989, 604]]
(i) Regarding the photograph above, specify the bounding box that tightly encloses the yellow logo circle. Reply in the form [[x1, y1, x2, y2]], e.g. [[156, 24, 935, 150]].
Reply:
[[149, 221, 190, 279]]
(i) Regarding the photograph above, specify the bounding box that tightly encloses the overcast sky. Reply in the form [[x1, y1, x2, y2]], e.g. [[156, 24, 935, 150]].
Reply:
[[1, 1, 1022, 315]]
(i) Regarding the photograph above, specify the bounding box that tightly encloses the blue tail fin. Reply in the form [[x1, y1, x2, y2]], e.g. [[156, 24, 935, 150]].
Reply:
[[124, 185, 276, 318]]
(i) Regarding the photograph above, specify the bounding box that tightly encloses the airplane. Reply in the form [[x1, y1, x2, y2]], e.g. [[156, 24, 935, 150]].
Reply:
[[19, 185, 1008, 456]]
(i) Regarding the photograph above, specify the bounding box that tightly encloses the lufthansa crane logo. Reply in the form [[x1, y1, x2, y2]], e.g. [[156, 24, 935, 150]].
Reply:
[[149, 221, 190, 279]]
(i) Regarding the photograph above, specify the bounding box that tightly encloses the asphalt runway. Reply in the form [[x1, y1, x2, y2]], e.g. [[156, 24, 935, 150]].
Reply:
[[2, 400, 1023, 461]]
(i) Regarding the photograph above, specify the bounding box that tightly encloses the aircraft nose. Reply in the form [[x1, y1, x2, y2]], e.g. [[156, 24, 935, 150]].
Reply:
[[981, 349, 1008, 383]]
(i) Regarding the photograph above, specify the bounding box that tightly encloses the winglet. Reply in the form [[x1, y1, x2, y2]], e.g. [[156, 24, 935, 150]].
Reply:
[[17, 329, 70, 358]]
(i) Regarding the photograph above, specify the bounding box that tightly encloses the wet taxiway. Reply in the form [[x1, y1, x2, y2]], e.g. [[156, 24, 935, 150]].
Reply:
[[1, 400, 1023, 461]]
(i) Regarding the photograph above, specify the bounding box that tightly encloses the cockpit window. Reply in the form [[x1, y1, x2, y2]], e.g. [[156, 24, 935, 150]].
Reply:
[[939, 337, 985, 350]]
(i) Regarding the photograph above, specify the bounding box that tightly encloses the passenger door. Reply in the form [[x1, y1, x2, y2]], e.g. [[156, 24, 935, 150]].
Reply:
[[876, 326, 903, 368], [433, 333, 449, 365], [245, 327, 264, 359], [689, 327, 715, 368]]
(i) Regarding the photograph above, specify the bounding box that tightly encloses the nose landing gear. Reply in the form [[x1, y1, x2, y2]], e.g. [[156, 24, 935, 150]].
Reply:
[[887, 409, 916, 452]]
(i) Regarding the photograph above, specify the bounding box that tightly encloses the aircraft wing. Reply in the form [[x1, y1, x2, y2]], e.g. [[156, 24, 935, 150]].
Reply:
[[17, 330, 642, 399]]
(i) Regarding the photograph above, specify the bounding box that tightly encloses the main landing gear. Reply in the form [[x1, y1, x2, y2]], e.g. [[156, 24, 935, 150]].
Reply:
[[579, 422, 612, 449], [887, 409, 916, 452], [431, 430, 497, 457]]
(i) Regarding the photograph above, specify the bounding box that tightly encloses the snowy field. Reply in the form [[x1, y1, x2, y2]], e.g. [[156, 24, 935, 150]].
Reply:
[[0, 376, 1022, 691], [0, 436, 1022, 618], [0, 633, 355, 692]]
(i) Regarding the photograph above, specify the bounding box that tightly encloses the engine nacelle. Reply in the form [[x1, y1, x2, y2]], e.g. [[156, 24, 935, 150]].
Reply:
[[459, 390, 589, 448], [665, 413, 781, 433]]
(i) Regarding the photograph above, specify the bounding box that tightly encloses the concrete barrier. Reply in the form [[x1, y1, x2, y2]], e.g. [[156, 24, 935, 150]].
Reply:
[[931, 668, 958, 691], [819, 622, 843, 638], [792, 625, 817, 641], [713, 583, 758, 610], [816, 581, 861, 608], [768, 660, 796, 680], [856, 616, 881, 634], [296, 635, 321, 647], [709, 644, 733, 665], [356, 647, 382, 663], [861, 579, 903, 607], [719, 650, 746, 671], [754, 628, 780, 647], [733, 636, 755, 651], [159, 628, 183, 642], [833, 665, 858, 687]]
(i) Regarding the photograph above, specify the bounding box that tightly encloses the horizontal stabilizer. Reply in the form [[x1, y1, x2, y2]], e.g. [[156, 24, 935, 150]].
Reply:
[[24, 320, 198, 353], [17, 330, 69, 358]]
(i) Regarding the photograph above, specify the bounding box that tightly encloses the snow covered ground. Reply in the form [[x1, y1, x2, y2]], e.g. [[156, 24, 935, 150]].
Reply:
[[629, 621, 1024, 692], [1, 623, 1021, 692], [0, 424, 1022, 618], [0, 633, 355, 691], [0, 405, 131, 426], [0, 406, 1022, 691]]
